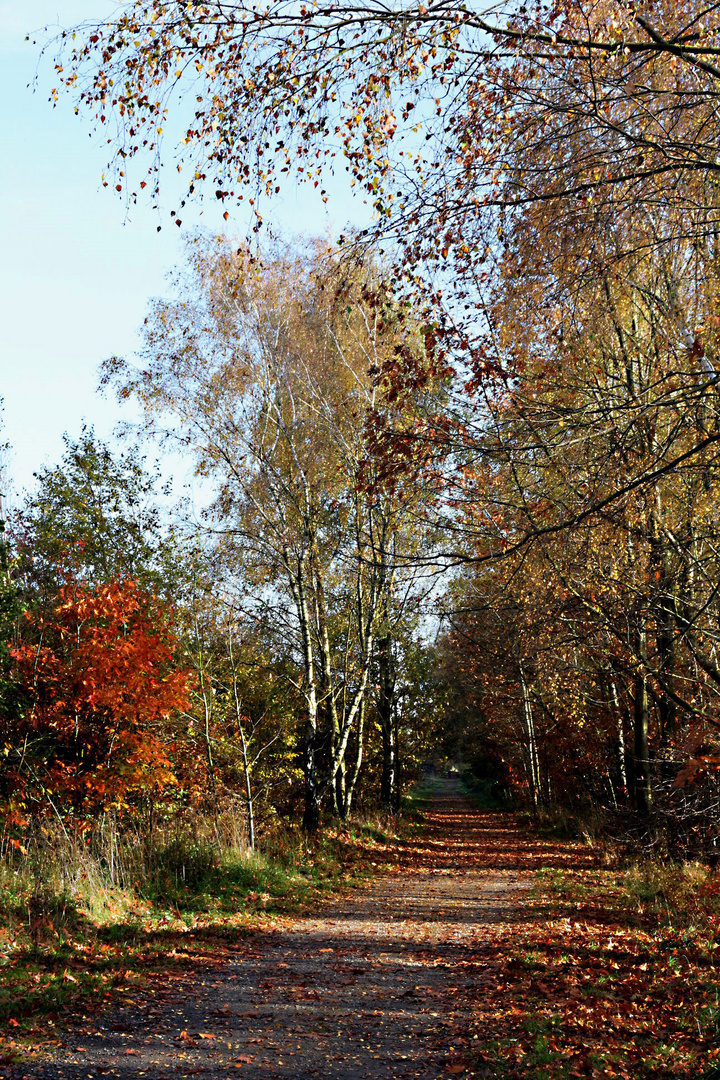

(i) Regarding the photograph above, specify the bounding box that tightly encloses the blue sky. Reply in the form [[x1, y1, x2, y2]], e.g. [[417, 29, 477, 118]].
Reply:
[[0, 1, 365, 503]]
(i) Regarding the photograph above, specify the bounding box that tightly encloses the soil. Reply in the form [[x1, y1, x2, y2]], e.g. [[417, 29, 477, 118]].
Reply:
[[15, 780, 531, 1080]]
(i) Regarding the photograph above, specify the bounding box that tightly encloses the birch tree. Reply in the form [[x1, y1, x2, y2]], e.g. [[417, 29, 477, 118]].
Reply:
[[104, 236, 424, 828]]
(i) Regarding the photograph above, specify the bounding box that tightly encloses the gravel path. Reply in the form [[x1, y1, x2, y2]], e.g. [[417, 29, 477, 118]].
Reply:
[[18, 781, 530, 1080]]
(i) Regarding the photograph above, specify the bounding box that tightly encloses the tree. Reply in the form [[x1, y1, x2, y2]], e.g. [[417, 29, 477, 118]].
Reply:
[[51, 2, 720, 531], [433, 209, 720, 822], [54, 1, 720, 248], [15, 426, 171, 595], [5, 577, 190, 824], [169, 544, 299, 848], [36, 0, 720, 843], [102, 236, 431, 828], [0, 408, 23, 816]]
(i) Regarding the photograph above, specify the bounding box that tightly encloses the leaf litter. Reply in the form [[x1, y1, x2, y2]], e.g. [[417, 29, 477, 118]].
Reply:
[[5, 779, 718, 1079]]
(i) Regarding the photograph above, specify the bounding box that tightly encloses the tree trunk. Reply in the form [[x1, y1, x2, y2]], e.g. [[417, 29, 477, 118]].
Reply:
[[302, 674, 321, 830], [610, 679, 628, 802], [303, 779, 321, 833], [227, 625, 255, 851], [377, 633, 396, 811], [293, 562, 321, 833], [335, 754, 347, 819], [198, 672, 220, 837], [633, 629, 652, 814], [655, 553, 677, 746], [519, 663, 540, 812], [343, 698, 364, 820], [392, 699, 401, 813]]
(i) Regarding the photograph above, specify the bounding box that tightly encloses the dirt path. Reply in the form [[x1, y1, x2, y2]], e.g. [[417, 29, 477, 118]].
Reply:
[[20, 781, 531, 1080]]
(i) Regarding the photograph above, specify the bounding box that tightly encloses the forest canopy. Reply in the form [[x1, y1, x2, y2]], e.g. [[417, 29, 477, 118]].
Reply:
[[4, 0, 720, 857]]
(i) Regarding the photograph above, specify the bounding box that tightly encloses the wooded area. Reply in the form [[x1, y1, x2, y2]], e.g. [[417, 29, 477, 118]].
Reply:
[[5, 0, 720, 1074], [9, 0, 718, 854]]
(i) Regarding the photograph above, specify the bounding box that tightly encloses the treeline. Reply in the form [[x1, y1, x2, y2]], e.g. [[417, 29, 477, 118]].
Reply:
[[407, 3, 720, 848], [0, 246, 449, 859], [4, 229, 720, 850], [20, 0, 720, 853]]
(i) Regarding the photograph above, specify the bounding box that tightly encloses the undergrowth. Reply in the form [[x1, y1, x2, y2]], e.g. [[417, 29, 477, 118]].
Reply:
[[460, 772, 509, 811], [0, 808, 409, 1063]]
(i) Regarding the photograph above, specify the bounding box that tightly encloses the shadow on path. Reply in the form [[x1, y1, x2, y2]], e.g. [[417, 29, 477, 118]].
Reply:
[[16, 781, 555, 1080]]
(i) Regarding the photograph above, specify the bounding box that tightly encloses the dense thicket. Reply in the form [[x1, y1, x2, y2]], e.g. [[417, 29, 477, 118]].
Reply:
[[424, 198, 720, 848]]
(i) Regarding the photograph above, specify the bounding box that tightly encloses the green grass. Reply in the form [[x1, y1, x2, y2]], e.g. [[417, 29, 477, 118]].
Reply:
[[458, 773, 509, 810], [0, 815, 405, 1061], [401, 779, 437, 816]]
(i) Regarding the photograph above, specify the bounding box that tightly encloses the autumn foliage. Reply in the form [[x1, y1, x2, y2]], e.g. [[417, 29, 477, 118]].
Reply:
[[11, 0, 720, 864], [5, 3, 720, 1074], [4, 577, 189, 826]]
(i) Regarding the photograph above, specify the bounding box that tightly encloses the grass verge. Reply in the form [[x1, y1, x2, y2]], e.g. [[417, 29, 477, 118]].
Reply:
[[0, 816, 408, 1066]]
